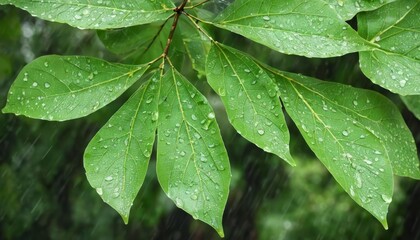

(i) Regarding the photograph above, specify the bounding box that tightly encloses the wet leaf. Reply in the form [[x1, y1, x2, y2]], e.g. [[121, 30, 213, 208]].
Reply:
[[401, 95, 420, 120], [358, 0, 420, 95], [206, 43, 294, 166], [0, 0, 174, 29], [322, 0, 396, 20], [98, 22, 171, 64], [213, 0, 372, 58], [157, 67, 230, 237], [2, 56, 149, 121], [84, 73, 160, 223], [271, 69, 420, 227]]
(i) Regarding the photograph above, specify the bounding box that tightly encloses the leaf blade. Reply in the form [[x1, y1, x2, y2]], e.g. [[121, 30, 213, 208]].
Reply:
[[322, 0, 397, 20], [358, 0, 420, 95], [271, 70, 420, 226], [213, 0, 372, 58], [0, 0, 174, 29], [401, 95, 420, 120], [2, 56, 149, 121], [157, 67, 231, 237], [206, 43, 294, 165], [84, 73, 160, 223]]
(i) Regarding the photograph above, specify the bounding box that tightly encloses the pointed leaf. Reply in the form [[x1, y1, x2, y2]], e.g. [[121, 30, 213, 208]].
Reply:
[[271, 70, 420, 227], [322, 0, 396, 20], [402, 95, 420, 120], [2, 56, 149, 121], [84, 74, 160, 223], [206, 44, 294, 165], [213, 0, 373, 58], [157, 67, 231, 237], [358, 0, 420, 95], [0, 0, 174, 29]]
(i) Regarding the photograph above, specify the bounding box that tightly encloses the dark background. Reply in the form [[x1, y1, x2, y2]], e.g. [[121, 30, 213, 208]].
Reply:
[[1, 5, 420, 240]]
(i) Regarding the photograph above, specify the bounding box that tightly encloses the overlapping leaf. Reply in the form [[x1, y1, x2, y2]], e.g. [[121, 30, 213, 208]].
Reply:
[[270, 69, 420, 227], [2, 56, 149, 121], [402, 95, 420, 120], [358, 0, 420, 95], [98, 22, 173, 64], [206, 44, 294, 165], [213, 0, 372, 58], [322, 0, 396, 20], [84, 73, 160, 223], [156, 67, 230, 237], [0, 0, 174, 29]]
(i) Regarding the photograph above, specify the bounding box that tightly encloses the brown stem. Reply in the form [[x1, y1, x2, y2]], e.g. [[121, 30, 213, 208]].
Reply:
[[162, 0, 189, 57]]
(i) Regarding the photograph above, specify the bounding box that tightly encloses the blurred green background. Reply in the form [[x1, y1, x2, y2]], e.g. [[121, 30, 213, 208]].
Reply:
[[1, 5, 420, 240]]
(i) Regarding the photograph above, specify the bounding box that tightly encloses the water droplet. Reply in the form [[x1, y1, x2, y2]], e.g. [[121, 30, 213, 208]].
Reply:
[[399, 80, 407, 87], [381, 194, 392, 204], [44, 62, 49, 67], [96, 188, 103, 195], [352, 100, 358, 106], [151, 112, 158, 122], [355, 172, 362, 188], [175, 198, 183, 208], [190, 194, 198, 200], [363, 159, 372, 165], [218, 88, 226, 96], [208, 112, 215, 119], [342, 130, 349, 136], [143, 149, 151, 157], [349, 185, 355, 197], [257, 129, 265, 135], [262, 16, 270, 21], [105, 176, 113, 181], [32, 82, 38, 87], [44, 82, 51, 88], [191, 114, 198, 121]]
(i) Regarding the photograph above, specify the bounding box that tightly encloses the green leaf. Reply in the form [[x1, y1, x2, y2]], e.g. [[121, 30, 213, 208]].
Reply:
[[98, 22, 171, 64], [402, 95, 420, 120], [322, 0, 396, 20], [271, 70, 420, 227], [84, 73, 160, 223], [206, 43, 294, 166], [2, 56, 149, 121], [358, 0, 420, 95], [213, 0, 372, 58], [156, 67, 231, 237], [181, 18, 211, 77], [98, 19, 187, 66], [0, 0, 174, 29]]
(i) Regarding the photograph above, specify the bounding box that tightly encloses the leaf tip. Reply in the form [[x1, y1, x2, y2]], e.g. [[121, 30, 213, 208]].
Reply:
[[121, 214, 129, 225], [217, 228, 225, 238], [381, 219, 389, 230]]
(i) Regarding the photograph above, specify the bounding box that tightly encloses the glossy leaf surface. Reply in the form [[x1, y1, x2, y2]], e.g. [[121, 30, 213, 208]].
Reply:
[[358, 0, 420, 95], [323, 0, 396, 20], [157, 67, 231, 237], [214, 0, 372, 57], [272, 70, 420, 227], [84, 74, 160, 223], [2, 56, 149, 121], [206, 44, 294, 165], [0, 0, 174, 29]]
